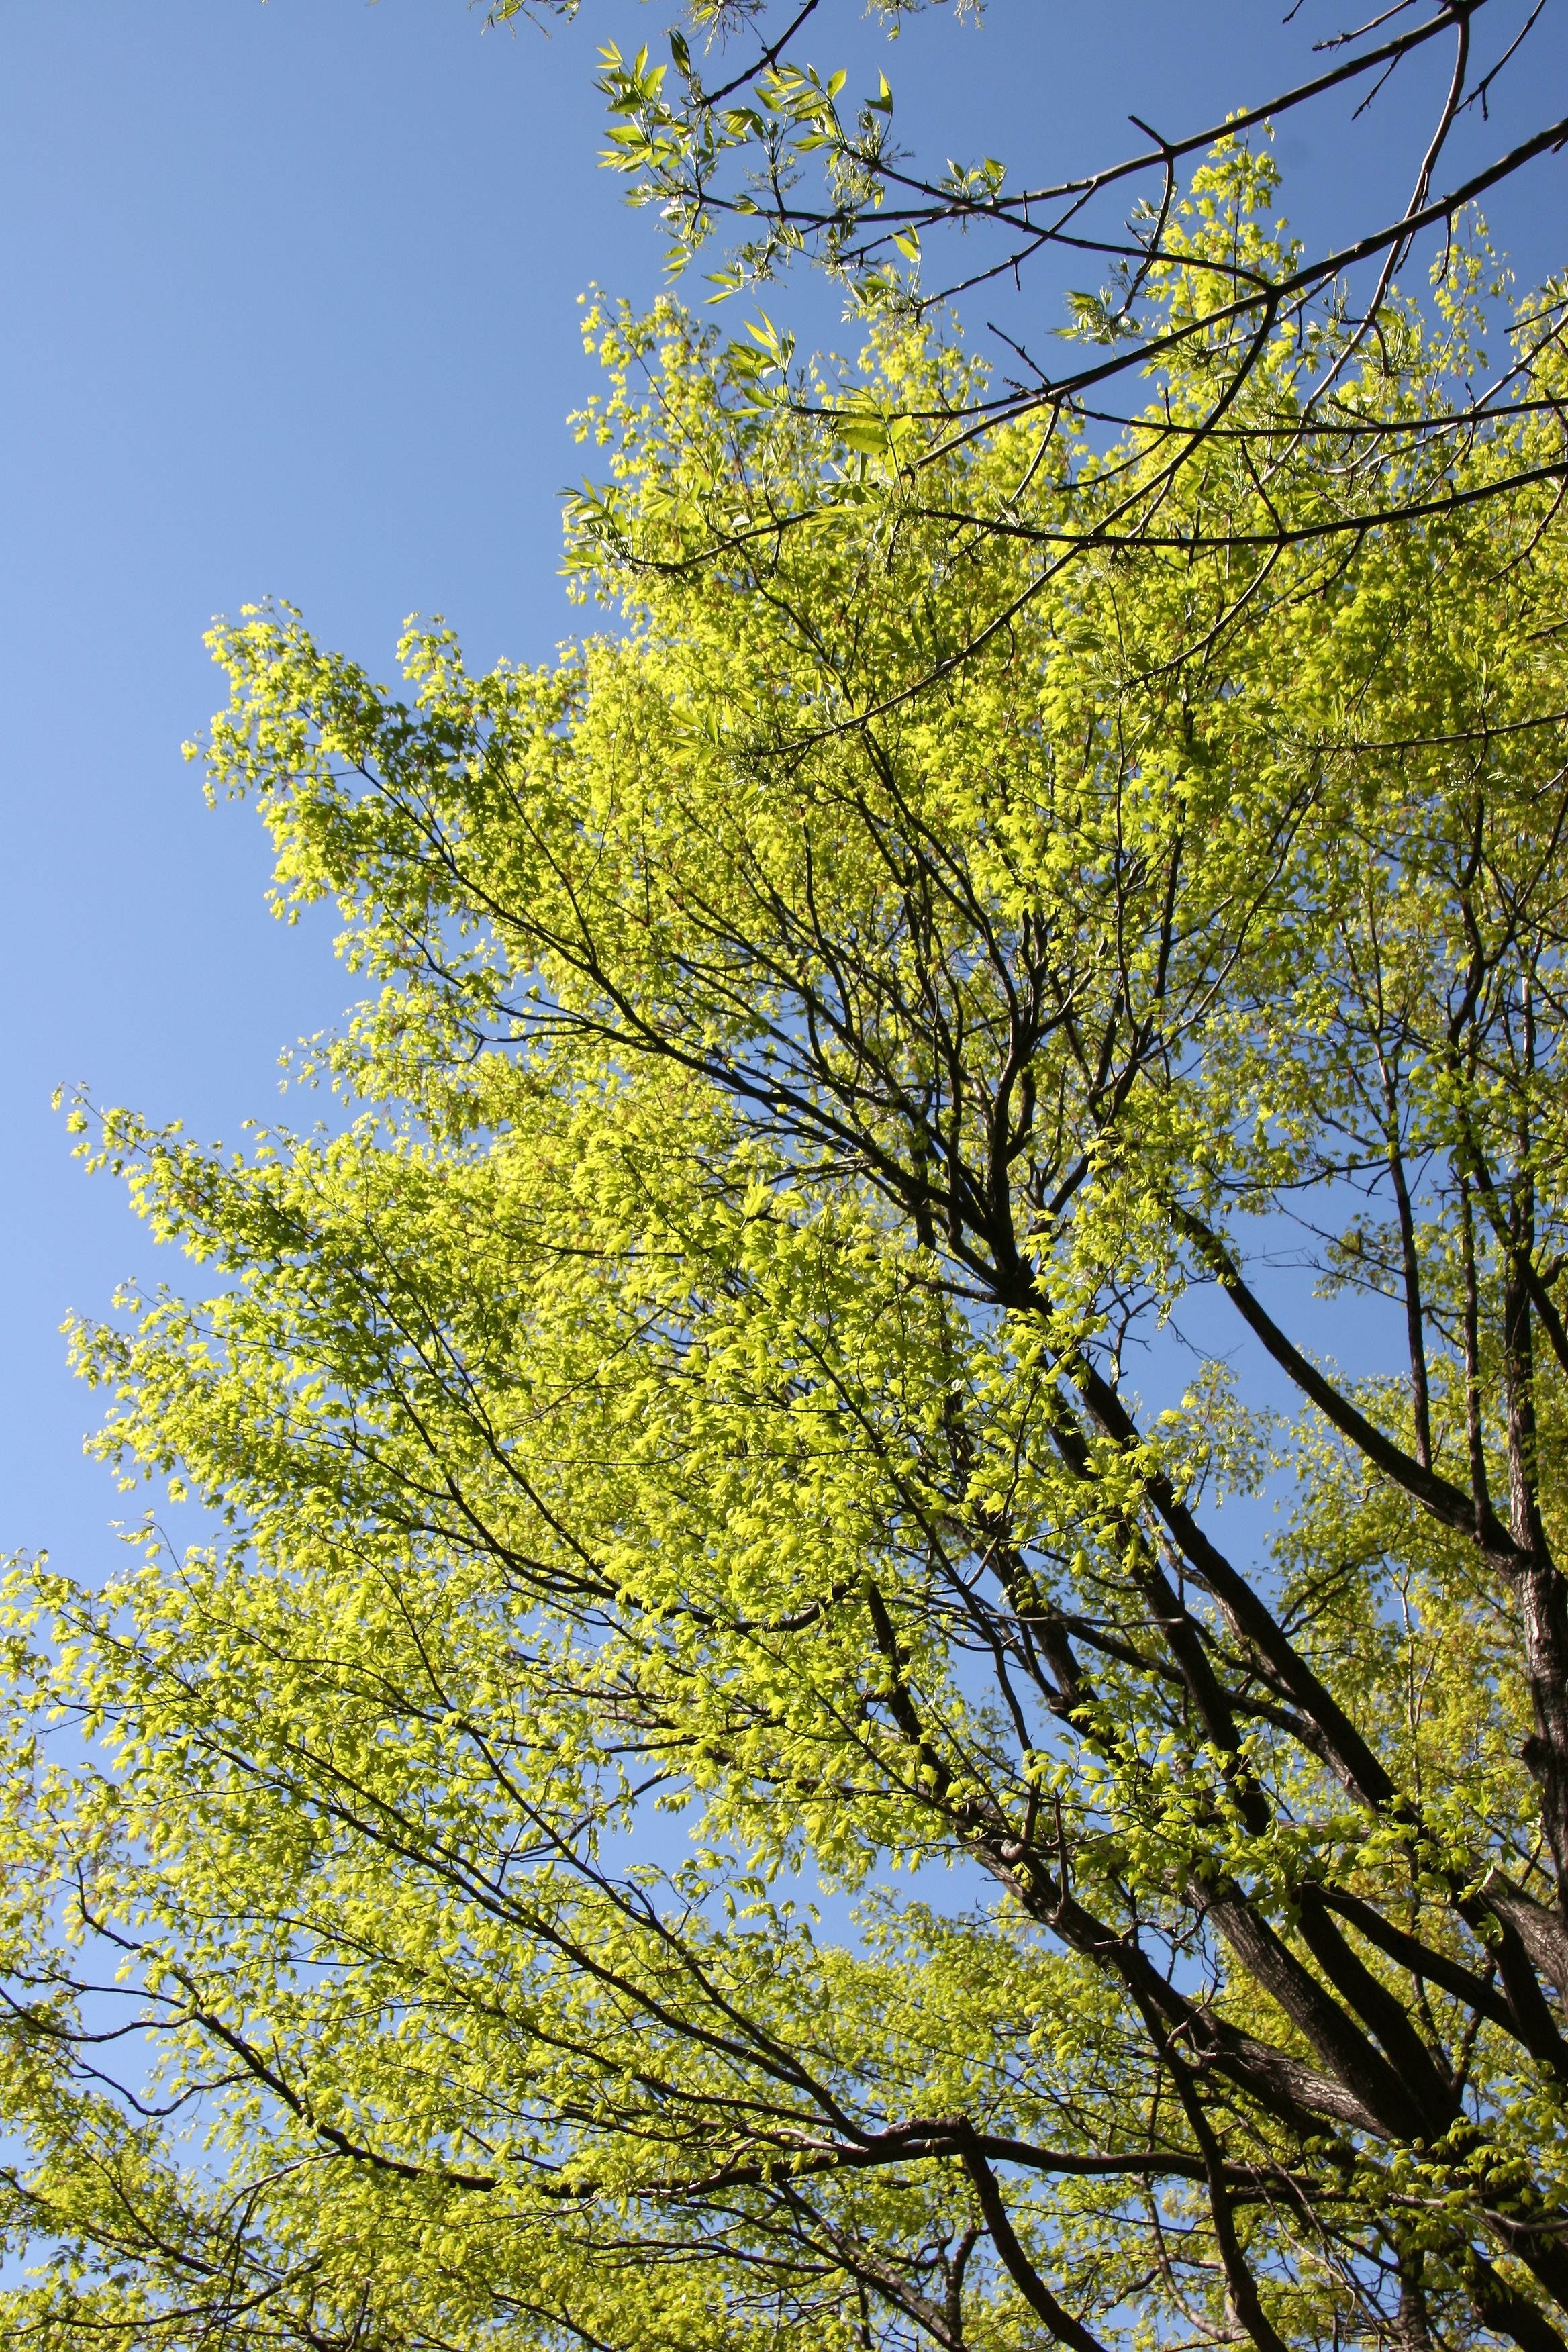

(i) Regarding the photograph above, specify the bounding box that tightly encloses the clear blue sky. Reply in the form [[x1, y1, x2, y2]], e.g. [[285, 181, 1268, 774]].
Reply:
[[2, 0, 1563, 1583]]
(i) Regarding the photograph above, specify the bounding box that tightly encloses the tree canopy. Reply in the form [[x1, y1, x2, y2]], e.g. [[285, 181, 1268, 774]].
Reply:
[[5, 146, 1568, 2352], [499, 0, 1568, 579]]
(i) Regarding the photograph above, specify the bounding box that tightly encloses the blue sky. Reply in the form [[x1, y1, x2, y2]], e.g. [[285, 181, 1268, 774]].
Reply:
[[2, 0, 1564, 1585]]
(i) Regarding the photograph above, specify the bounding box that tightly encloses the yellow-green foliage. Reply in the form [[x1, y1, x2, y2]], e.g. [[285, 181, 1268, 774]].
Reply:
[[5, 160, 1568, 2351]]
